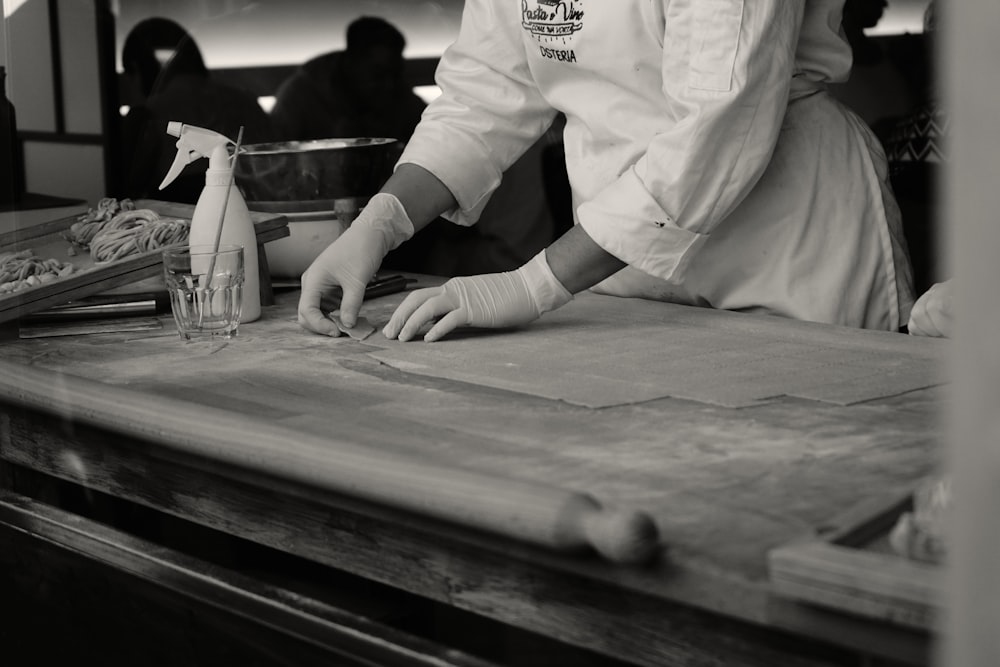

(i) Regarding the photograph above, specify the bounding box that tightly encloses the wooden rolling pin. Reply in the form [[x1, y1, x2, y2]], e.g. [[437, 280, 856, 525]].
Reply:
[[0, 358, 661, 565]]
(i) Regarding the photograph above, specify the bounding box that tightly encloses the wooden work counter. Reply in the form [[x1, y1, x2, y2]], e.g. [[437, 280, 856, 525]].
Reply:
[[0, 281, 946, 666]]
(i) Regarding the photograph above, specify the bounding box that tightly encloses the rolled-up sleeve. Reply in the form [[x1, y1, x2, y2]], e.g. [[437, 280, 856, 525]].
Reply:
[[398, 0, 556, 225], [577, 0, 805, 281]]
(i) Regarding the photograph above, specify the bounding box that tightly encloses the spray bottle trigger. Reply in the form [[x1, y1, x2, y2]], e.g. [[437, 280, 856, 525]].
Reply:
[[158, 145, 199, 191], [158, 122, 236, 191]]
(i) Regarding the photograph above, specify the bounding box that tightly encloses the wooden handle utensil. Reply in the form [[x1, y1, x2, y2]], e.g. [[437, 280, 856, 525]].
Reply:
[[0, 358, 661, 564]]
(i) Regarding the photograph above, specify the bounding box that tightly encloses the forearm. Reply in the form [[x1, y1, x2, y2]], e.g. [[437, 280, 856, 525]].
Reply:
[[381, 164, 625, 294], [380, 163, 458, 233], [545, 224, 626, 294]]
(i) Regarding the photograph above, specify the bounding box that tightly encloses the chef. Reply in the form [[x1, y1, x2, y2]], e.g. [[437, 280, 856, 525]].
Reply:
[[298, 0, 915, 342]]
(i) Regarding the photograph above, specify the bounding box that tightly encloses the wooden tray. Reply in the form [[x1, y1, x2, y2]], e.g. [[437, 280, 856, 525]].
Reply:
[[768, 489, 943, 632], [0, 199, 288, 324]]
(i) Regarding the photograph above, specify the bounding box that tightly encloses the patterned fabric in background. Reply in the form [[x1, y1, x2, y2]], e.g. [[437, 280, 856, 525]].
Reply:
[[885, 103, 948, 168]]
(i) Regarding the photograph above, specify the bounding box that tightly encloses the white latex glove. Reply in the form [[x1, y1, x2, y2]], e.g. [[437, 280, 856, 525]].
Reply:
[[908, 279, 954, 338], [298, 193, 413, 336], [383, 250, 573, 342]]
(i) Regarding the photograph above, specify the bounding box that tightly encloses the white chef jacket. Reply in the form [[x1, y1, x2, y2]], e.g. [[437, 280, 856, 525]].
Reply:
[[398, 0, 914, 330]]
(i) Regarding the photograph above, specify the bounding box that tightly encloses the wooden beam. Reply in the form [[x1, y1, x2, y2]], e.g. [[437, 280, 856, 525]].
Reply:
[[0, 489, 496, 667]]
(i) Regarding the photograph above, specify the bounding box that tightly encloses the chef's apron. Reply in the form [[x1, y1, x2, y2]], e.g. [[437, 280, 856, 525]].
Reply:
[[591, 78, 915, 331]]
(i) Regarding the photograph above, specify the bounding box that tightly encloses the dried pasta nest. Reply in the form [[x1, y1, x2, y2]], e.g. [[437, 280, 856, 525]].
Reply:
[[62, 197, 191, 263], [0, 249, 75, 294], [88, 209, 190, 263], [64, 197, 136, 249]]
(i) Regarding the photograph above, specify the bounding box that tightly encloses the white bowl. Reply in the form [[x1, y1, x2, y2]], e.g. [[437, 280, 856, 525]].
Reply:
[[265, 209, 350, 279]]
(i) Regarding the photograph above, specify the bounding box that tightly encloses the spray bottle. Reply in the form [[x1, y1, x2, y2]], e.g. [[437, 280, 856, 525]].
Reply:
[[159, 122, 261, 322]]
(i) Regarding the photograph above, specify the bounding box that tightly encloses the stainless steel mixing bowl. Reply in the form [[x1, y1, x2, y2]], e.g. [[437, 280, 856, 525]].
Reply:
[[234, 137, 401, 220]]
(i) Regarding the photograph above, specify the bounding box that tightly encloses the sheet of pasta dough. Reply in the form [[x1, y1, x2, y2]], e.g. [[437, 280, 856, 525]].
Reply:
[[366, 292, 946, 408]]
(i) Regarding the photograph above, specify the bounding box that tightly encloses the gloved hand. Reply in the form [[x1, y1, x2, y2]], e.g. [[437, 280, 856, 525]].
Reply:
[[383, 250, 573, 342], [907, 279, 953, 338], [298, 193, 414, 336]]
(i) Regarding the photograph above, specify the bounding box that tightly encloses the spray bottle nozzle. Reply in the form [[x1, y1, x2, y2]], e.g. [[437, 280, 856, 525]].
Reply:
[[158, 122, 236, 191]]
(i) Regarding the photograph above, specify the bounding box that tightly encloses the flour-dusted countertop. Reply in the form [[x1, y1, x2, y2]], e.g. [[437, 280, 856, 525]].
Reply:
[[0, 281, 946, 666]]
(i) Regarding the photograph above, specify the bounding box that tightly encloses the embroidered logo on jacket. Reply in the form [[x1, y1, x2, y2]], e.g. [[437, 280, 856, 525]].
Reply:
[[521, 0, 583, 63]]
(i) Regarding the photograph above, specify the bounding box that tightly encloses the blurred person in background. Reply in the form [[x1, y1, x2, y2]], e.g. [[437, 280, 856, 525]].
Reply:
[[270, 16, 426, 144], [828, 0, 920, 143], [119, 17, 273, 203]]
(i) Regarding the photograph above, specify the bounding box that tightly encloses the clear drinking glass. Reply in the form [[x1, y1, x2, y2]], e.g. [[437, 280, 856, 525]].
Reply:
[[162, 244, 244, 341]]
